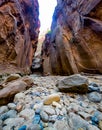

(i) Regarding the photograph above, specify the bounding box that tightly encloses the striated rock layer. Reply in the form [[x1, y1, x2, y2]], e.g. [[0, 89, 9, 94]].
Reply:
[[42, 0, 102, 75], [0, 0, 40, 74]]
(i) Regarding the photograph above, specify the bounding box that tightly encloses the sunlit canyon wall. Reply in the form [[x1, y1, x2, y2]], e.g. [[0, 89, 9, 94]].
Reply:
[[42, 0, 102, 75]]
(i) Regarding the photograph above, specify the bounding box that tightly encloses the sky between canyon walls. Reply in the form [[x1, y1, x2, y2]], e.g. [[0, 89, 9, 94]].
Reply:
[[38, 0, 57, 34]]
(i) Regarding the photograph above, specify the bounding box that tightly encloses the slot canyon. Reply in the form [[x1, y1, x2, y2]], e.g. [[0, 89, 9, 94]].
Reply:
[[0, 0, 102, 130]]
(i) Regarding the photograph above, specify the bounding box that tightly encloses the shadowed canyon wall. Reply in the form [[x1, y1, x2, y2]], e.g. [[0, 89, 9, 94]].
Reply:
[[0, 0, 40, 74], [42, 0, 102, 75]]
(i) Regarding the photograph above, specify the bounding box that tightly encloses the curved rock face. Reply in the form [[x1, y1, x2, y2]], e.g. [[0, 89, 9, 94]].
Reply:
[[0, 0, 40, 74], [42, 0, 102, 75]]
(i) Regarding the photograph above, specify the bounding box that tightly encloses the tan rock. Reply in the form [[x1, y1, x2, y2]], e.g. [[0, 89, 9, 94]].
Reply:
[[78, 128, 84, 130], [22, 76, 34, 88], [99, 120, 102, 130], [16, 104, 23, 112], [44, 127, 57, 130], [43, 94, 60, 105], [52, 101, 61, 108], [98, 104, 102, 112]]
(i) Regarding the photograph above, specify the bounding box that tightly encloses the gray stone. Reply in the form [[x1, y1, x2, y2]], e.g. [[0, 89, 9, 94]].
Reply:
[[68, 112, 98, 130], [32, 57, 41, 70], [63, 99, 70, 107], [2, 126, 11, 130], [8, 103, 16, 110], [78, 111, 91, 120], [88, 85, 100, 92], [27, 124, 41, 130], [54, 120, 70, 130], [49, 115, 57, 123], [0, 126, 3, 130], [0, 110, 17, 121], [89, 82, 99, 87], [59, 111, 63, 116], [62, 107, 67, 115], [33, 102, 43, 111], [0, 120, 2, 126], [84, 107, 95, 114], [88, 92, 102, 102], [67, 103, 81, 113], [43, 106, 55, 115], [55, 108, 60, 115], [19, 108, 34, 120], [88, 125, 100, 130], [92, 111, 102, 121], [56, 74, 88, 93], [14, 92, 25, 103], [0, 106, 8, 115], [88, 82, 100, 93], [44, 127, 57, 130], [40, 111, 49, 122], [3, 118, 24, 128]]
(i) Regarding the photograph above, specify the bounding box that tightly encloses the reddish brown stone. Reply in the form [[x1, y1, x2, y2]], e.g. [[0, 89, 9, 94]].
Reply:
[[0, 80, 27, 105]]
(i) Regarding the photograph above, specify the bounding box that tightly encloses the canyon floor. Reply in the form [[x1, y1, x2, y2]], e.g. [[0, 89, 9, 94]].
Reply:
[[0, 73, 102, 130]]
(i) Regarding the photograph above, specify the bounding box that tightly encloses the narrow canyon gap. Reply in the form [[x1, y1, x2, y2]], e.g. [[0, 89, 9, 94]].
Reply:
[[38, 0, 57, 34], [31, 0, 57, 74]]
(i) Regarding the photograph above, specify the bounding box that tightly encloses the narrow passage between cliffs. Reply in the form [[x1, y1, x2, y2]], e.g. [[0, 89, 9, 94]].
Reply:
[[31, 0, 57, 75]]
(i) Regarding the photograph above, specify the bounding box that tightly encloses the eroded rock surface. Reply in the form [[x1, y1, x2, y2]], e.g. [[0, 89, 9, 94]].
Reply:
[[42, 0, 102, 75], [56, 74, 89, 93], [0, 0, 40, 74]]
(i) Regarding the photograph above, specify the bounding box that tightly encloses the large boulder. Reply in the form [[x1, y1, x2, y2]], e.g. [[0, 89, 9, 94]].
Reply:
[[0, 80, 27, 105], [56, 74, 89, 93], [0, 0, 40, 74], [42, 0, 102, 75], [0, 75, 34, 105]]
